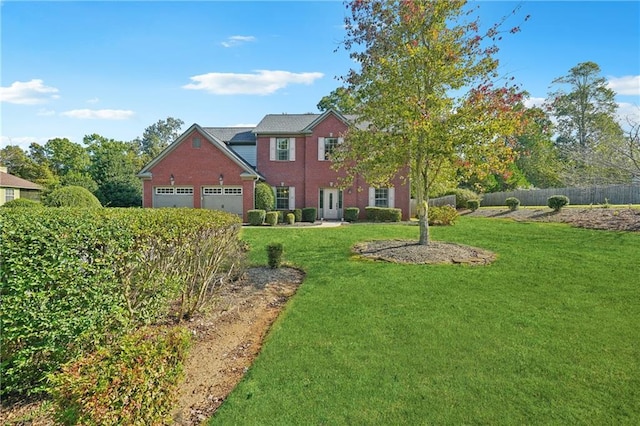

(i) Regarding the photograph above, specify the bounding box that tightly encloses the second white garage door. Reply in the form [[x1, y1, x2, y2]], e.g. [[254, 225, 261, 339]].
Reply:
[[201, 186, 243, 216]]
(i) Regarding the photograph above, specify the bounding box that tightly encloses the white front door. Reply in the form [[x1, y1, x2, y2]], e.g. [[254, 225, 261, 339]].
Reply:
[[323, 188, 339, 220]]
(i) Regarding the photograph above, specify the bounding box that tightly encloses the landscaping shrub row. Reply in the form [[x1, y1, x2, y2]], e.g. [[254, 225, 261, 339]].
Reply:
[[365, 207, 402, 222], [0, 207, 243, 397]]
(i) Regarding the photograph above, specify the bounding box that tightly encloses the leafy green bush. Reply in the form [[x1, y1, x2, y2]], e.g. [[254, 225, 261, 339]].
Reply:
[[302, 207, 317, 223], [466, 199, 480, 211], [365, 207, 402, 222], [277, 210, 285, 223], [445, 188, 479, 209], [43, 185, 102, 208], [548, 195, 569, 211], [286, 213, 295, 225], [428, 205, 459, 226], [505, 197, 520, 211], [267, 242, 284, 268], [265, 211, 279, 226], [50, 326, 191, 426], [1, 198, 43, 209], [292, 208, 302, 223], [247, 209, 266, 225], [255, 182, 275, 211], [0, 208, 243, 397], [344, 207, 360, 222]]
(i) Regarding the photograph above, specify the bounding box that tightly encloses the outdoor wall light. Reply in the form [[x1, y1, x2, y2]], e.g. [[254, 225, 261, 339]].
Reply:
[[219, 174, 224, 185], [280, 181, 285, 187], [170, 174, 175, 186]]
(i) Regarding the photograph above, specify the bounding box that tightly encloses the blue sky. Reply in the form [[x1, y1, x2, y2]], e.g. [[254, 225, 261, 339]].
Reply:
[[1, 1, 639, 152]]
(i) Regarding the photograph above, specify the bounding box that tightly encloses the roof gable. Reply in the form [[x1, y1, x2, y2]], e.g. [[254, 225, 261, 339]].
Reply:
[[253, 109, 354, 135], [137, 124, 262, 179]]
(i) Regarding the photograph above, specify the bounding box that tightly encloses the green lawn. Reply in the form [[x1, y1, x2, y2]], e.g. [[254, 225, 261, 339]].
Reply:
[[210, 218, 639, 425]]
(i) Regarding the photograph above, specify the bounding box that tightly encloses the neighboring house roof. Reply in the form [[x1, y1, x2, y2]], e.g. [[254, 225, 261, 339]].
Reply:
[[203, 127, 256, 146], [137, 123, 264, 180], [0, 171, 42, 190]]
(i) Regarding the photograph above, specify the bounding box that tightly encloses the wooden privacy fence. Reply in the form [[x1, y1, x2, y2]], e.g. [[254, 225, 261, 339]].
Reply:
[[410, 195, 457, 217], [480, 184, 640, 207]]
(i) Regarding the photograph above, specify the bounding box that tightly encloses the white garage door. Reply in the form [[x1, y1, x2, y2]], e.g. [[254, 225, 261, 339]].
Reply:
[[153, 187, 194, 208], [202, 186, 243, 216]]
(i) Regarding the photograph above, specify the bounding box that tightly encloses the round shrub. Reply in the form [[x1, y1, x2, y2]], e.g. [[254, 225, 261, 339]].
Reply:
[[466, 199, 480, 212], [428, 205, 459, 226], [265, 211, 278, 226], [548, 195, 569, 211], [267, 242, 283, 268], [505, 197, 520, 211], [43, 186, 102, 208], [292, 209, 302, 223], [344, 207, 360, 222], [286, 213, 295, 225], [247, 209, 266, 226], [445, 188, 480, 209], [254, 182, 275, 211], [302, 207, 317, 223], [1, 198, 42, 209]]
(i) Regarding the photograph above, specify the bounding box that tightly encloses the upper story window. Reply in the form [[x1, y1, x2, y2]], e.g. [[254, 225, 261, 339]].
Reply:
[[318, 137, 343, 161], [276, 138, 289, 161], [270, 137, 295, 161]]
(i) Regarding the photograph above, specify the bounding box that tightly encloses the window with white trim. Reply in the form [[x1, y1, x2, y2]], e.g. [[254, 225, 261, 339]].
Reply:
[[375, 188, 389, 207], [276, 186, 290, 210], [276, 138, 289, 161], [318, 137, 343, 161], [5, 188, 15, 202]]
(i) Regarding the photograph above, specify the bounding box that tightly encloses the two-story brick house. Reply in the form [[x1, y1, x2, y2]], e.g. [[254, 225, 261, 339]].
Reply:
[[138, 109, 410, 222]]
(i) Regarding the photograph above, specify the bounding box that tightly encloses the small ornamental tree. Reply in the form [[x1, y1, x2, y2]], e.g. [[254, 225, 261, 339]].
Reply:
[[255, 182, 275, 211], [333, 0, 527, 245]]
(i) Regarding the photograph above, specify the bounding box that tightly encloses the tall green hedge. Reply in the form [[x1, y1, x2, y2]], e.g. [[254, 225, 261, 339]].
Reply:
[[0, 207, 242, 397]]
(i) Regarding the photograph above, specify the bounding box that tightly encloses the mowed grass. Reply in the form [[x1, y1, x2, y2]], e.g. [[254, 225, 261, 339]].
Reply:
[[210, 218, 639, 425]]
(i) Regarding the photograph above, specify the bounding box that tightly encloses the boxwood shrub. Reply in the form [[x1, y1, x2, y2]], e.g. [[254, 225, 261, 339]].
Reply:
[[292, 208, 302, 223], [344, 207, 360, 222], [265, 211, 279, 226], [548, 195, 570, 211], [466, 199, 480, 211], [302, 207, 317, 223], [286, 213, 295, 225], [365, 207, 402, 222], [505, 197, 520, 211], [247, 209, 266, 226], [267, 242, 284, 268]]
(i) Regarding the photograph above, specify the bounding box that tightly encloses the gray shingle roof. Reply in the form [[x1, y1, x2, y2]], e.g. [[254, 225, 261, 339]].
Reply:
[[202, 127, 256, 145], [253, 113, 322, 134]]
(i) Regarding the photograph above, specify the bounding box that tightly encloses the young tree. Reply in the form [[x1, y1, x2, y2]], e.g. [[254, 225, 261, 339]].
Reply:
[[334, 0, 526, 244]]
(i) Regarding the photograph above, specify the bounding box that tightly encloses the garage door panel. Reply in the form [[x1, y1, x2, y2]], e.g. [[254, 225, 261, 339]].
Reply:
[[202, 186, 243, 216], [153, 187, 194, 208]]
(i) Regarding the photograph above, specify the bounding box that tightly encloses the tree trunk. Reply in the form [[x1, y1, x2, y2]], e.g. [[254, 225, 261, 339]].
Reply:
[[417, 201, 429, 245]]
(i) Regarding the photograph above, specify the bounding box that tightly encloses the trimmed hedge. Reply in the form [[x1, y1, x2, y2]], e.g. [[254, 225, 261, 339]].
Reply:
[[302, 207, 317, 223], [265, 211, 279, 226], [1, 198, 43, 209], [365, 207, 402, 222], [548, 195, 570, 211], [286, 213, 295, 225], [43, 185, 102, 208], [505, 197, 520, 211], [466, 199, 480, 211], [50, 326, 191, 425], [344, 207, 360, 222], [0, 207, 243, 396], [247, 209, 266, 226], [292, 208, 302, 223], [267, 242, 284, 268]]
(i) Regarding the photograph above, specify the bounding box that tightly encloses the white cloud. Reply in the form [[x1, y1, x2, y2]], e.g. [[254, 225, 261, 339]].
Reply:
[[37, 109, 56, 117], [60, 109, 135, 120], [183, 70, 324, 95], [607, 75, 640, 96], [616, 102, 640, 124], [221, 35, 256, 48], [87, 97, 100, 104], [0, 135, 44, 151], [524, 96, 545, 109], [0, 79, 60, 105]]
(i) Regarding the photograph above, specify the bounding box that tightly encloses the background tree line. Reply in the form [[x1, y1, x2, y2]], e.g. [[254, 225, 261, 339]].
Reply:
[[320, 60, 640, 194], [0, 117, 184, 207]]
